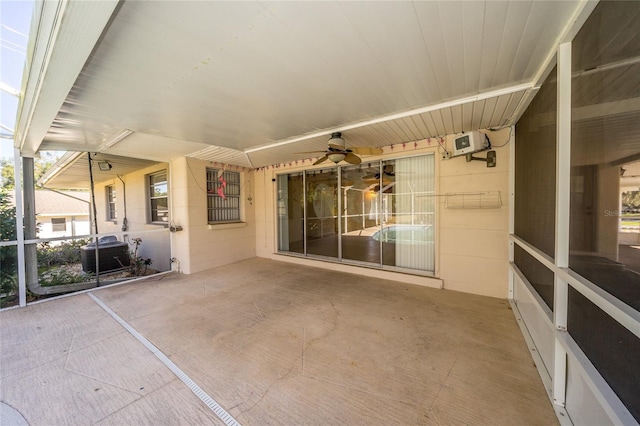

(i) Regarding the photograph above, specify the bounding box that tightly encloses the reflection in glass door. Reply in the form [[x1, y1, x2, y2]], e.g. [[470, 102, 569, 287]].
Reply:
[[277, 172, 304, 254], [341, 162, 382, 264], [305, 168, 339, 258]]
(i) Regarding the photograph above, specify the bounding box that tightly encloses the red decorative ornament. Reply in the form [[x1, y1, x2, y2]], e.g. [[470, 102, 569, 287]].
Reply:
[[217, 175, 227, 199]]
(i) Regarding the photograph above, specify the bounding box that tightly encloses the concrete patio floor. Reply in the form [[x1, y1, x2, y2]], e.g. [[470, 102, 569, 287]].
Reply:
[[1, 257, 558, 425]]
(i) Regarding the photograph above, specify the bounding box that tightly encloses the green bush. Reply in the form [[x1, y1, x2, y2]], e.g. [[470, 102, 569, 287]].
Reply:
[[39, 267, 89, 287], [37, 239, 89, 268], [0, 190, 18, 301], [128, 238, 152, 276]]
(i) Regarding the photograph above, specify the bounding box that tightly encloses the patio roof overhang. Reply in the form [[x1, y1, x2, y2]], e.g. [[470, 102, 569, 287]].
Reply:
[[38, 151, 160, 189], [14, 1, 597, 171]]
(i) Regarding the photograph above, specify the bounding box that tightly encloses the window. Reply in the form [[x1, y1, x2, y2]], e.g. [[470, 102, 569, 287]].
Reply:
[[106, 185, 116, 221], [207, 169, 241, 223], [51, 217, 66, 232], [149, 171, 168, 223]]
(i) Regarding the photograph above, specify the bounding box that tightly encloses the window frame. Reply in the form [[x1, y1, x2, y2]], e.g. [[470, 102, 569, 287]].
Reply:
[[106, 184, 117, 221], [51, 217, 66, 232], [206, 168, 241, 224], [148, 170, 169, 225]]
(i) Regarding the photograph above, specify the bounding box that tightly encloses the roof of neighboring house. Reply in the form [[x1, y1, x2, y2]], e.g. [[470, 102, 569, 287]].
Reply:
[[35, 190, 90, 216], [7, 190, 91, 217]]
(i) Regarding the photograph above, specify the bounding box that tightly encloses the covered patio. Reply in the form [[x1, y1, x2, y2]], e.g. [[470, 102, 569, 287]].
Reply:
[[0, 257, 556, 425], [3, 0, 638, 422]]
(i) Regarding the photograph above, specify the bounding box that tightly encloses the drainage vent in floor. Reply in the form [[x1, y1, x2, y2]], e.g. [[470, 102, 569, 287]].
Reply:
[[88, 292, 241, 426]]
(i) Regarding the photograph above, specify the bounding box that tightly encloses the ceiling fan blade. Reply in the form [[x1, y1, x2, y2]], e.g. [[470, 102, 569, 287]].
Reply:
[[344, 153, 362, 165], [313, 155, 329, 165], [350, 146, 383, 155], [293, 150, 327, 154]]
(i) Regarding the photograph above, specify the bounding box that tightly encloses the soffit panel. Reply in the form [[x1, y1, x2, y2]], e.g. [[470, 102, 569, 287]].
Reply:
[[243, 90, 527, 168], [42, 153, 160, 189], [35, 0, 583, 162]]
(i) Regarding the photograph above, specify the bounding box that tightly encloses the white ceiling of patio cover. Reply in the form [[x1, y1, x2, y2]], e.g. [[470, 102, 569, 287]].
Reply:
[[36, 1, 585, 168]]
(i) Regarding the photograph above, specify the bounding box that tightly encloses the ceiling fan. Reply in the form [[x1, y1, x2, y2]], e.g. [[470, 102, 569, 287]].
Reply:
[[297, 132, 383, 165]]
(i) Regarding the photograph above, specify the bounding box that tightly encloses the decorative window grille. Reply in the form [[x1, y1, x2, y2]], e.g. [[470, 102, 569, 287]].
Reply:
[[207, 169, 241, 223]]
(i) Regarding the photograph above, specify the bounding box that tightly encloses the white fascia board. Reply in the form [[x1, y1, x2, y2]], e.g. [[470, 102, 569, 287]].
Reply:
[[15, 0, 119, 157], [37, 150, 82, 186]]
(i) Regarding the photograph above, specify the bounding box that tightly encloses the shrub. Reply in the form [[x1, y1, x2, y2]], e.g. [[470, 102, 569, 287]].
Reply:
[[37, 239, 89, 268], [40, 267, 89, 287], [0, 190, 17, 302], [128, 238, 152, 276]]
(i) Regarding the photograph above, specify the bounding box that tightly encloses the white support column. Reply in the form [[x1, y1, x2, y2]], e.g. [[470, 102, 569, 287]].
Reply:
[[337, 167, 342, 261], [553, 41, 572, 408], [23, 157, 38, 292], [556, 42, 572, 272], [508, 126, 516, 299], [13, 148, 26, 307]]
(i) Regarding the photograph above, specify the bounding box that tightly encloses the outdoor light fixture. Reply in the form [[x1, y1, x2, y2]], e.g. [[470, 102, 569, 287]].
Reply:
[[98, 161, 112, 171]]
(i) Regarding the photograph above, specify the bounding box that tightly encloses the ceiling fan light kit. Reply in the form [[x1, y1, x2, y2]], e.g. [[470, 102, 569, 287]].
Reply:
[[327, 152, 346, 163]]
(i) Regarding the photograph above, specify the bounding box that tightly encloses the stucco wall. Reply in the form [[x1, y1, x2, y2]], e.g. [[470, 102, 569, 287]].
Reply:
[[94, 163, 172, 272], [254, 129, 511, 299], [438, 131, 511, 298], [93, 129, 511, 298], [169, 157, 256, 274]]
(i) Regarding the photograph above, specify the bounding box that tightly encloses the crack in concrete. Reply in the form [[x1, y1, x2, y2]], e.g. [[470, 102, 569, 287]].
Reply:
[[429, 356, 458, 411]]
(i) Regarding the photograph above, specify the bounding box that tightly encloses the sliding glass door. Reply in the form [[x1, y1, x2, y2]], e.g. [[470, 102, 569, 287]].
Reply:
[[277, 172, 304, 254], [305, 168, 339, 258], [277, 153, 435, 273], [380, 156, 435, 271], [341, 162, 382, 264]]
